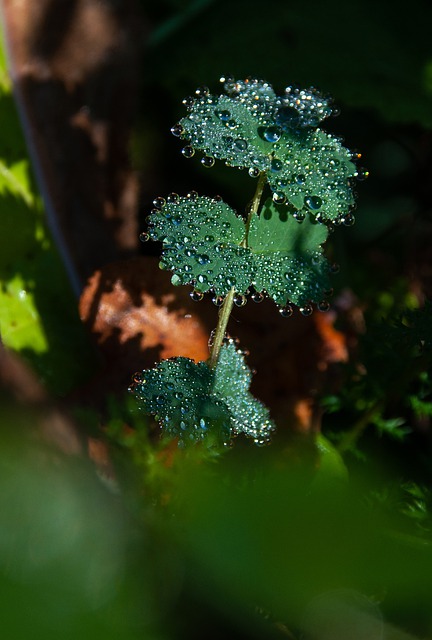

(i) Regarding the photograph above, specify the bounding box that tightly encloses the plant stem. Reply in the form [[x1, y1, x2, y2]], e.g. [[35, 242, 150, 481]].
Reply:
[[208, 287, 235, 368], [243, 171, 267, 246], [208, 172, 267, 369]]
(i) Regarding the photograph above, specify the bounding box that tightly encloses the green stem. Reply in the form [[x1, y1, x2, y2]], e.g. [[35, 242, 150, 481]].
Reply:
[[243, 171, 267, 247], [208, 172, 267, 368], [208, 287, 235, 368]]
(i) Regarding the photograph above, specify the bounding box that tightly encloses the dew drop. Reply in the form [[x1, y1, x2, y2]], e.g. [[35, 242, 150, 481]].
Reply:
[[275, 105, 301, 129], [197, 254, 210, 265], [182, 145, 195, 158], [304, 195, 323, 210], [251, 291, 264, 303], [187, 190, 198, 200], [201, 156, 215, 168], [279, 304, 293, 318], [197, 274, 208, 284], [171, 274, 182, 286], [182, 96, 194, 108], [225, 276, 236, 287], [215, 109, 231, 121], [293, 211, 305, 222], [212, 295, 224, 307], [272, 191, 286, 205], [295, 174, 306, 185], [356, 167, 369, 181], [190, 289, 204, 302], [204, 234, 214, 242], [153, 196, 166, 209], [234, 294, 247, 307], [262, 126, 282, 143], [234, 138, 248, 151], [318, 300, 330, 312], [300, 304, 313, 316], [171, 123, 184, 137], [226, 119, 237, 130], [342, 213, 355, 226], [270, 158, 283, 172], [248, 167, 260, 178], [139, 231, 149, 242]]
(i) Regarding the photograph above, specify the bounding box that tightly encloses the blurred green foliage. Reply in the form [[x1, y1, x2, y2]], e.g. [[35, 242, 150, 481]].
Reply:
[[0, 31, 94, 395]]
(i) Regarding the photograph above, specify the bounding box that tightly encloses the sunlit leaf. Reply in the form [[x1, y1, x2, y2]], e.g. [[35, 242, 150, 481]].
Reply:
[[130, 340, 275, 447], [177, 77, 358, 221]]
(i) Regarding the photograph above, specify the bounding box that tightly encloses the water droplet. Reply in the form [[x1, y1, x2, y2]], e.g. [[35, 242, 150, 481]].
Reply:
[[190, 289, 204, 302], [234, 138, 247, 151], [155, 395, 165, 404], [195, 85, 210, 96], [167, 193, 179, 203], [295, 174, 306, 185], [226, 119, 237, 130], [204, 234, 214, 242], [182, 145, 195, 158], [153, 197, 166, 209], [201, 156, 215, 168], [261, 126, 282, 143], [270, 158, 283, 172], [171, 274, 182, 286], [187, 190, 198, 199], [356, 167, 369, 181], [234, 294, 247, 307], [212, 295, 224, 306], [275, 105, 301, 129], [272, 191, 286, 205], [182, 96, 194, 108], [171, 123, 184, 137], [197, 274, 208, 284], [197, 254, 210, 265], [248, 167, 260, 178], [139, 231, 149, 242], [293, 211, 305, 222], [279, 304, 293, 318], [300, 304, 313, 316], [215, 109, 231, 121], [251, 291, 264, 303], [304, 195, 323, 210], [342, 213, 355, 226], [318, 300, 330, 312]]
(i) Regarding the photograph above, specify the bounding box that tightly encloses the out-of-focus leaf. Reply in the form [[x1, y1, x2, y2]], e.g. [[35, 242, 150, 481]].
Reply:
[[0, 37, 94, 394]]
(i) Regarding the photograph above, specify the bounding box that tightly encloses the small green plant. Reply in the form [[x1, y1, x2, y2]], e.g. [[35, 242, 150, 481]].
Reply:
[[130, 76, 365, 448]]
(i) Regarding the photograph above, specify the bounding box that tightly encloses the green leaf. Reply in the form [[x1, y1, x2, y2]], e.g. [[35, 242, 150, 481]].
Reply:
[[177, 78, 358, 221], [249, 200, 331, 306], [266, 129, 356, 222], [130, 340, 275, 447], [0, 50, 94, 394], [148, 194, 252, 296], [148, 195, 332, 308]]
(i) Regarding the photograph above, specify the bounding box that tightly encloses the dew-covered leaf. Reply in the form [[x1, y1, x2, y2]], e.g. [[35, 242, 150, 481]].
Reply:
[[248, 200, 331, 306], [213, 340, 275, 445], [130, 357, 232, 447], [147, 194, 252, 296], [130, 340, 275, 447], [267, 129, 357, 223], [176, 78, 358, 221]]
